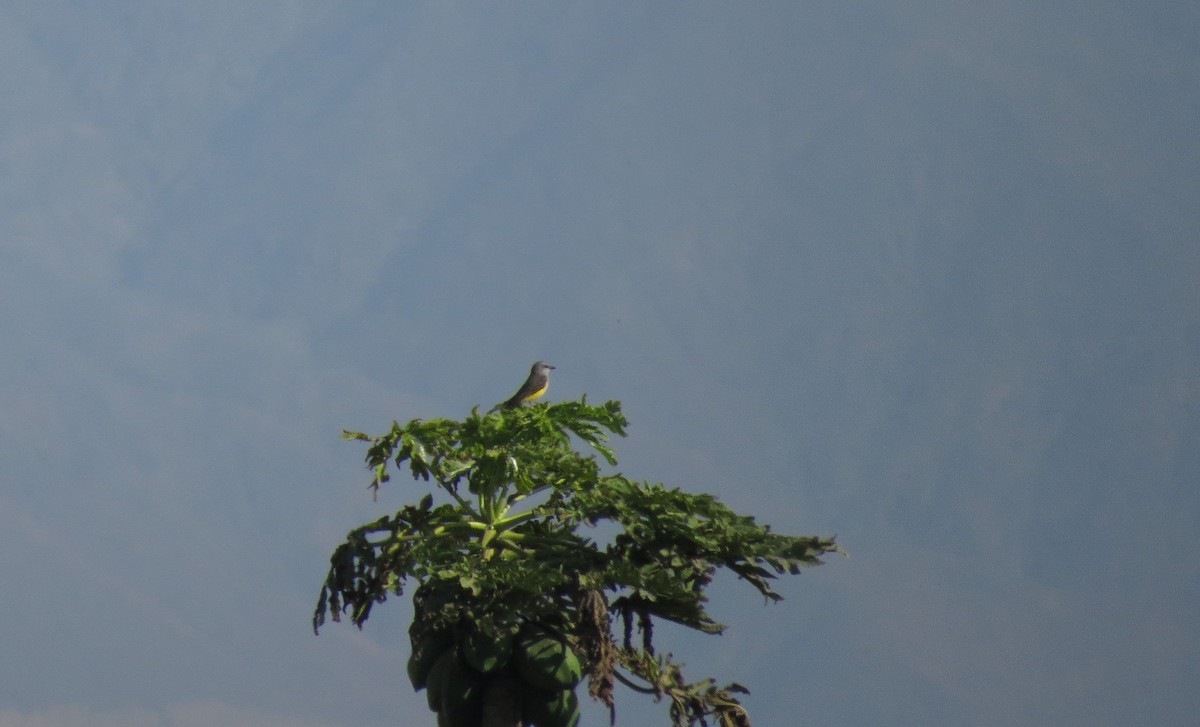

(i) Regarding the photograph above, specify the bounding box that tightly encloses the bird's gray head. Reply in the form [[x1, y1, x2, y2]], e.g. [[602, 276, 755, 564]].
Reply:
[[532, 361, 555, 374]]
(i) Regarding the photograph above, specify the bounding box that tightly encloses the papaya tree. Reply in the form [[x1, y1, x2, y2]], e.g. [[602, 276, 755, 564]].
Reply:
[[313, 398, 841, 727]]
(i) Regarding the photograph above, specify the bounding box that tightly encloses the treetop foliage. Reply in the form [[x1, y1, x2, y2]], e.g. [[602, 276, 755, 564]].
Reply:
[[314, 397, 841, 727]]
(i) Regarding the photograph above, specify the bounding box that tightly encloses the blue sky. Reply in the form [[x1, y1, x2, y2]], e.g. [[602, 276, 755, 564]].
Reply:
[[1, 3, 1197, 726]]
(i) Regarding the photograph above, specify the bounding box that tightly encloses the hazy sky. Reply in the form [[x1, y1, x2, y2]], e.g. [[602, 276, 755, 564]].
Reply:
[[1, 3, 1197, 726]]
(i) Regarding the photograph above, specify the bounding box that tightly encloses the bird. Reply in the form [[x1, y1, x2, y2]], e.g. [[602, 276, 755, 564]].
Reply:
[[491, 361, 555, 412]]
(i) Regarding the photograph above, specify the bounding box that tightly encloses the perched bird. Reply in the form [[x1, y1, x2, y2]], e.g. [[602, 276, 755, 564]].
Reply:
[[492, 361, 555, 411]]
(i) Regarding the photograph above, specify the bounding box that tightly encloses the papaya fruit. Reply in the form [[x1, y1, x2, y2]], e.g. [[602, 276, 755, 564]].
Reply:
[[521, 685, 581, 727], [407, 628, 455, 691], [424, 650, 457, 712], [437, 655, 485, 727], [462, 626, 516, 674], [512, 626, 583, 691]]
